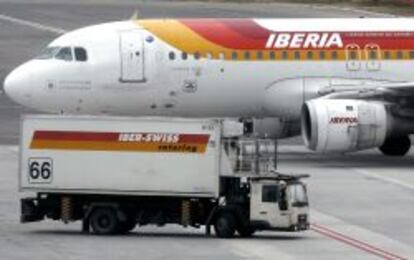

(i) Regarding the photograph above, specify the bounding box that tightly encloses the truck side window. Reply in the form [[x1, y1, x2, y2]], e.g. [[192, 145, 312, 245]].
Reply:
[[262, 185, 279, 202]]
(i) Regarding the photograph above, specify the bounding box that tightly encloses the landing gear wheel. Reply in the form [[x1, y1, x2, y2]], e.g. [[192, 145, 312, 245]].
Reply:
[[379, 136, 411, 156], [90, 207, 120, 235], [214, 213, 236, 238], [237, 226, 255, 237]]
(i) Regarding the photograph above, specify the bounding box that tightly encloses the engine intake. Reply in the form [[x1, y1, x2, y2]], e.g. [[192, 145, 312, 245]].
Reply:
[[301, 99, 388, 153]]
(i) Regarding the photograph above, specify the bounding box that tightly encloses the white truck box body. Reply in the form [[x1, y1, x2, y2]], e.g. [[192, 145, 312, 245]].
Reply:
[[19, 115, 221, 197]]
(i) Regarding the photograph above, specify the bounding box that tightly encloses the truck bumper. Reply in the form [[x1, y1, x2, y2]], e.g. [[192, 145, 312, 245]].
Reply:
[[21, 198, 44, 223], [293, 214, 310, 231]]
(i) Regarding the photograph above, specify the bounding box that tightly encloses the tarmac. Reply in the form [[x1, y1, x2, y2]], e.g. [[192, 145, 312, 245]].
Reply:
[[0, 1, 412, 259]]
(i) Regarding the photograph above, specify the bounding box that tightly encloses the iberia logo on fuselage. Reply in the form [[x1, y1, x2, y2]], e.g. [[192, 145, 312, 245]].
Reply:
[[265, 33, 343, 49], [30, 131, 210, 153]]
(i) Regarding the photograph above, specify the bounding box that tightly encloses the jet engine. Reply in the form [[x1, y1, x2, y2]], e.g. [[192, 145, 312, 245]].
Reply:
[[301, 99, 388, 153]]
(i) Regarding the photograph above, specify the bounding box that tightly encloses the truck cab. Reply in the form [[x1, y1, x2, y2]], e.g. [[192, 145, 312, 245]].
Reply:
[[250, 175, 309, 232]]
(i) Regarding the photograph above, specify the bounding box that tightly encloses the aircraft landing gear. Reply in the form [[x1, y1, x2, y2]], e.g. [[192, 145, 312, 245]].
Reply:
[[379, 136, 411, 156]]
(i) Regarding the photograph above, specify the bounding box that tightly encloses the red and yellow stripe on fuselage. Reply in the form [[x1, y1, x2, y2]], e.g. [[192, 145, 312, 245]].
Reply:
[[137, 19, 414, 61]]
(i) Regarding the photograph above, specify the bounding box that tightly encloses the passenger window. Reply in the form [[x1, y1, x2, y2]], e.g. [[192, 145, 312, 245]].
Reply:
[[331, 51, 338, 60], [384, 51, 391, 60], [74, 47, 87, 62], [282, 51, 288, 60], [410, 51, 414, 59], [262, 185, 279, 203], [182, 52, 188, 60], [349, 51, 357, 60], [55, 47, 73, 61], [269, 51, 275, 60], [256, 51, 263, 60], [319, 51, 325, 60], [294, 51, 300, 60], [397, 51, 403, 59], [306, 51, 313, 60], [232, 52, 238, 60], [369, 50, 377, 60], [169, 51, 175, 60], [194, 52, 200, 60], [244, 51, 250, 60]]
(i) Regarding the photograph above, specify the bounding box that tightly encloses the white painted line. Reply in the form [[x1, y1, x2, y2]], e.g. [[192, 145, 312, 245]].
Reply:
[[0, 14, 66, 34], [352, 168, 414, 190]]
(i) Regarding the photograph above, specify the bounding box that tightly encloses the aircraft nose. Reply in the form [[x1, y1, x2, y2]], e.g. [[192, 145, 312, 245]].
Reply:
[[3, 72, 13, 98], [3, 66, 31, 105]]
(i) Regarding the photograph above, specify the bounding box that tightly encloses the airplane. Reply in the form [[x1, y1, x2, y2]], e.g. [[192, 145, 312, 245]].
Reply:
[[4, 18, 414, 156]]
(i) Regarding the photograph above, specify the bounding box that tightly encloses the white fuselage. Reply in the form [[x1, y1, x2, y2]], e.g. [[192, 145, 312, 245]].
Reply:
[[4, 18, 414, 120]]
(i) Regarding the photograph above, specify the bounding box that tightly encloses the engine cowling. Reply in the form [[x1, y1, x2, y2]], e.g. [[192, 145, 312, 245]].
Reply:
[[301, 99, 388, 153]]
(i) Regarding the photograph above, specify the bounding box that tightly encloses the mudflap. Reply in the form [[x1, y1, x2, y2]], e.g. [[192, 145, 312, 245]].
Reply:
[[21, 198, 44, 223]]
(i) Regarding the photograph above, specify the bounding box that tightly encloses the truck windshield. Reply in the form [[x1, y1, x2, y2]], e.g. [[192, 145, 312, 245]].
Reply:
[[288, 184, 308, 207]]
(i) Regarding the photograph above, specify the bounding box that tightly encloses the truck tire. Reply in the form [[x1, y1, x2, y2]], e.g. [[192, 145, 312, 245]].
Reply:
[[90, 207, 120, 235], [214, 212, 236, 238]]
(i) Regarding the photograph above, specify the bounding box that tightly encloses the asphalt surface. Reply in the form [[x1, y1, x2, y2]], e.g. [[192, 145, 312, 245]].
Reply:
[[0, 1, 413, 260]]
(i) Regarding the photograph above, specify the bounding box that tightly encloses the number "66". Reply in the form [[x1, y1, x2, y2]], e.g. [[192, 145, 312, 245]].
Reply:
[[29, 161, 52, 180]]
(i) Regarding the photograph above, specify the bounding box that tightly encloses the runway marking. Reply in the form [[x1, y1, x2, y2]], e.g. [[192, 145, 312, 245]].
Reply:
[[311, 223, 407, 260], [0, 14, 66, 34], [352, 168, 414, 190]]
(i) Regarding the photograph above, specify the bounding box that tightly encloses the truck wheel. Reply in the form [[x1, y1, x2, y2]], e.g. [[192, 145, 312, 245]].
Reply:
[[237, 226, 255, 238], [90, 208, 120, 235], [214, 212, 236, 238]]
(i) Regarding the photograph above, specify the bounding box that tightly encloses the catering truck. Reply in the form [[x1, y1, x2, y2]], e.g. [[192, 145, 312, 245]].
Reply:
[[19, 115, 309, 238]]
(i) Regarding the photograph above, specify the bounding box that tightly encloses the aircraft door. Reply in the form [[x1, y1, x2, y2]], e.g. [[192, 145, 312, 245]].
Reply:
[[345, 44, 361, 71], [365, 44, 381, 71], [120, 30, 145, 82]]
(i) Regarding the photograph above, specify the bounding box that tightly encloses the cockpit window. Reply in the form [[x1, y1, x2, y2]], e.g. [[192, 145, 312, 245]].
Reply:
[[36, 47, 60, 60], [74, 47, 88, 62], [55, 47, 73, 61]]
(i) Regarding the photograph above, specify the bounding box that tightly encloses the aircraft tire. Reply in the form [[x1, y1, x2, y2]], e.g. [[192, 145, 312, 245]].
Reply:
[[379, 136, 411, 156]]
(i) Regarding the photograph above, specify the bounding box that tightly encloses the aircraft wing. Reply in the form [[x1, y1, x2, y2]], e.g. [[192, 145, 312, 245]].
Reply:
[[317, 81, 414, 117], [320, 81, 414, 99]]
